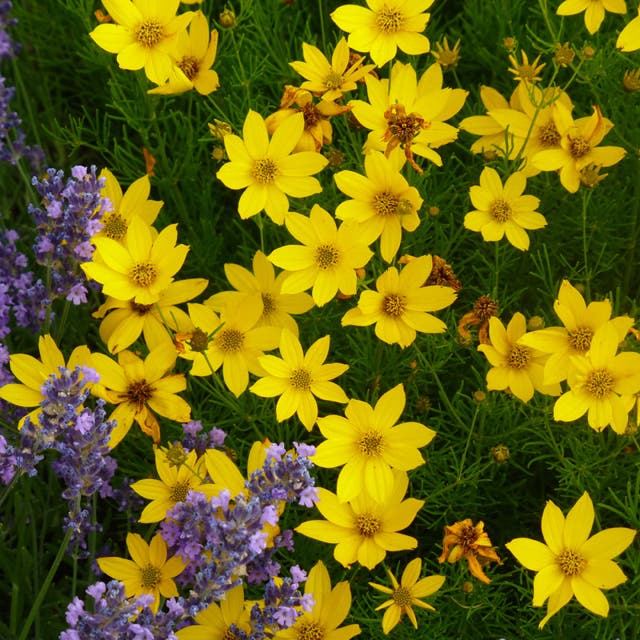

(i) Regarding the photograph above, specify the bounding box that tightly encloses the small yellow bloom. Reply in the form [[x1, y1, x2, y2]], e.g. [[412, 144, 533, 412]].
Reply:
[[617, 6, 640, 51], [431, 37, 461, 68], [558, 0, 626, 35], [507, 49, 546, 83]]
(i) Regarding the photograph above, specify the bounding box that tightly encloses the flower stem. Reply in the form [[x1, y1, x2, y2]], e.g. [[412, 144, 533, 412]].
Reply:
[[580, 187, 593, 299]]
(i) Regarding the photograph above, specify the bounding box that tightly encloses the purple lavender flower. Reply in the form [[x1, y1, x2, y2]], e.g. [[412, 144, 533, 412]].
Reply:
[[0, 1, 19, 59], [180, 420, 227, 457]]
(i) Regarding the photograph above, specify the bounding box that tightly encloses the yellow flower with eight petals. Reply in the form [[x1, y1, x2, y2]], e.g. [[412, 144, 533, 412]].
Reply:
[[557, 0, 626, 35]]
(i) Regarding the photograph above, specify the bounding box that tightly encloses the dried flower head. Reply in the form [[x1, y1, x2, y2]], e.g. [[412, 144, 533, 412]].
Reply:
[[457, 295, 498, 345], [623, 68, 640, 92], [554, 42, 575, 66]]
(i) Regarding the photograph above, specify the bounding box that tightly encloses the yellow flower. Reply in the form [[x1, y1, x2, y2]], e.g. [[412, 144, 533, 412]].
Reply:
[[532, 102, 626, 193], [464, 167, 547, 251], [216, 110, 328, 225], [558, 0, 626, 35], [92, 345, 191, 447], [295, 470, 424, 570], [617, 6, 640, 51], [89, 0, 194, 84], [289, 37, 375, 102], [206, 250, 313, 337], [176, 584, 251, 639], [148, 10, 219, 95], [506, 492, 636, 628], [478, 313, 562, 402], [341, 255, 457, 348], [369, 558, 445, 634], [268, 205, 374, 307], [437, 519, 502, 584], [553, 324, 640, 433], [97, 532, 187, 613], [275, 560, 361, 640], [0, 335, 91, 428], [334, 149, 423, 263], [249, 329, 349, 431], [130, 448, 216, 523], [507, 49, 546, 83], [82, 218, 190, 305], [331, 0, 433, 67], [314, 383, 435, 503], [431, 36, 462, 68]]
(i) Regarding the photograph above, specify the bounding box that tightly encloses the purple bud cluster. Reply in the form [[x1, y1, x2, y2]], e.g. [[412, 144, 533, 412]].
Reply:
[[0, 1, 18, 59], [180, 419, 227, 457], [28, 166, 112, 304]]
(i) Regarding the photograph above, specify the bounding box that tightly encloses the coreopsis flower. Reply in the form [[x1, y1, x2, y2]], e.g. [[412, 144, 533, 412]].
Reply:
[[176, 584, 251, 639], [82, 218, 190, 305], [89, 0, 194, 85], [331, 0, 433, 67], [507, 49, 546, 83], [289, 38, 375, 102], [477, 313, 562, 402], [457, 295, 498, 345], [295, 470, 424, 570], [369, 558, 445, 634], [437, 519, 502, 584], [0, 334, 91, 428], [130, 448, 216, 523], [314, 383, 435, 503], [97, 532, 187, 613], [553, 324, 640, 433], [268, 205, 374, 307], [334, 149, 423, 262], [557, 0, 626, 35], [431, 37, 461, 68], [249, 329, 349, 431], [617, 6, 640, 51], [350, 61, 467, 172], [94, 277, 209, 354], [206, 250, 313, 336], [148, 10, 219, 95], [341, 255, 457, 348], [274, 560, 361, 640], [91, 345, 191, 446], [464, 167, 547, 251], [532, 102, 626, 193], [506, 492, 636, 628], [216, 110, 328, 225]]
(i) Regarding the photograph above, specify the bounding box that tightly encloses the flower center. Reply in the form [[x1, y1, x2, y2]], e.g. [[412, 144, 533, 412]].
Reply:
[[507, 344, 531, 369], [314, 244, 340, 270], [215, 328, 244, 353], [261, 292, 276, 316], [222, 629, 241, 640], [584, 368, 615, 398], [289, 368, 312, 391], [489, 198, 512, 222], [102, 213, 128, 240], [376, 6, 404, 33], [568, 135, 591, 159], [177, 55, 200, 80], [355, 513, 381, 537], [384, 104, 426, 144], [473, 296, 498, 320], [189, 328, 210, 352], [392, 586, 413, 607], [458, 523, 480, 549], [538, 120, 561, 147], [358, 430, 384, 456], [131, 302, 153, 316], [297, 621, 325, 640], [125, 380, 154, 411], [567, 326, 593, 352], [557, 549, 586, 577], [373, 191, 400, 216], [135, 19, 164, 48], [324, 70, 343, 90], [302, 102, 321, 128], [130, 262, 158, 288], [252, 158, 278, 184], [140, 563, 162, 588], [382, 294, 407, 317], [170, 481, 191, 503]]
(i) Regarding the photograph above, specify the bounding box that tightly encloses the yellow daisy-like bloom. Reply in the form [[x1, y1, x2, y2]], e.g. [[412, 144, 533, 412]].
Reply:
[[331, 0, 434, 67], [130, 448, 216, 523], [532, 102, 626, 193], [268, 205, 374, 307], [617, 6, 640, 51], [557, 0, 626, 35], [507, 49, 546, 83], [289, 38, 375, 102], [341, 255, 457, 348], [97, 532, 187, 613], [369, 558, 445, 634], [206, 250, 313, 337], [350, 61, 468, 172], [518, 280, 634, 385], [0, 335, 92, 428], [148, 10, 219, 95], [478, 313, 562, 402], [506, 492, 636, 629], [334, 149, 423, 263], [176, 584, 251, 640], [216, 110, 328, 225], [92, 345, 191, 447], [464, 167, 547, 251], [82, 217, 189, 305], [314, 383, 435, 503], [249, 329, 349, 431], [553, 324, 640, 433], [295, 470, 424, 570], [89, 0, 194, 85], [275, 560, 361, 640]]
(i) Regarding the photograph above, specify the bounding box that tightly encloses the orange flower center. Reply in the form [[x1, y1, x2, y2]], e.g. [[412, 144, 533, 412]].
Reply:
[[314, 244, 340, 270], [373, 191, 400, 217], [568, 135, 591, 159], [358, 430, 384, 456], [136, 19, 165, 47], [140, 563, 162, 588], [301, 102, 321, 128], [355, 513, 381, 537], [130, 262, 158, 288], [382, 293, 407, 317], [489, 198, 512, 223], [261, 292, 276, 316], [384, 104, 425, 144], [215, 328, 244, 353], [458, 523, 480, 549], [538, 120, 561, 147], [297, 621, 325, 640], [376, 7, 404, 33], [323, 70, 343, 90], [584, 368, 615, 398], [507, 344, 531, 369], [568, 326, 593, 352], [289, 368, 312, 391], [392, 586, 413, 607], [473, 296, 498, 320], [557, 549, 586, 577], [170, 481, 191, 503], [102, 213, 128, 240], [252, 158, 278, 184], [177, 55, 200, 80], [125, 380, 154, 411]]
